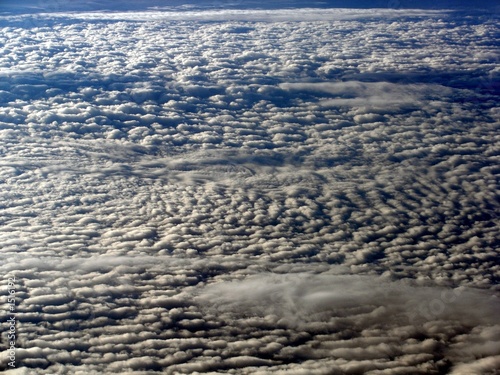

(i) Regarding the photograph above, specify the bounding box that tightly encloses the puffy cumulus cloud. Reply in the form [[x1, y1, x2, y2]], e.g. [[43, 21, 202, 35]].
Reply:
[[0, 4, 498, 375], [191, 272, 499, 374], [450, 356, 500, 375], [4, 264, 497, 374], [198, 273, 499, 374]]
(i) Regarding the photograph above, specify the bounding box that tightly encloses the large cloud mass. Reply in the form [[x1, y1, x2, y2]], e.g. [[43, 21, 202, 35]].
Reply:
[[0, 4, 498, 374]]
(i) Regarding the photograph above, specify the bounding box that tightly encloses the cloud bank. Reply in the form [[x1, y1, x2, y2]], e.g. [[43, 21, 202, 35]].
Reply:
[[0, 4, 498, 374]]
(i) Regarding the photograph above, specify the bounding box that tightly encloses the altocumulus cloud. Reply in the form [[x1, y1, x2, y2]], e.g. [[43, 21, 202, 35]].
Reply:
[[0, 3, 499, 374]]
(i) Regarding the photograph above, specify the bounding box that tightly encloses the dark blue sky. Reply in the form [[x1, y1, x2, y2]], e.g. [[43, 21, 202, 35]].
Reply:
[[0, 0, 498, 13]]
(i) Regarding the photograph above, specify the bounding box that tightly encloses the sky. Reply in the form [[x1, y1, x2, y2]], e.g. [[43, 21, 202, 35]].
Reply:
[[0, 0, 498, 13], [0, 0, 499, 374]]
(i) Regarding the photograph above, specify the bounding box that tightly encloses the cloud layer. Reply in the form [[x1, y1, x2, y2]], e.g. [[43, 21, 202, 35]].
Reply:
[[0, 5, 498, 374]]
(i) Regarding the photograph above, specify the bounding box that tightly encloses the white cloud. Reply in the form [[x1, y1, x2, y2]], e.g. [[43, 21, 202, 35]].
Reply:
[[0, 4, 498, 374], [280, 81, 455, 112], [0, 8, 450, 23], [197, 273, 499, 326]]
